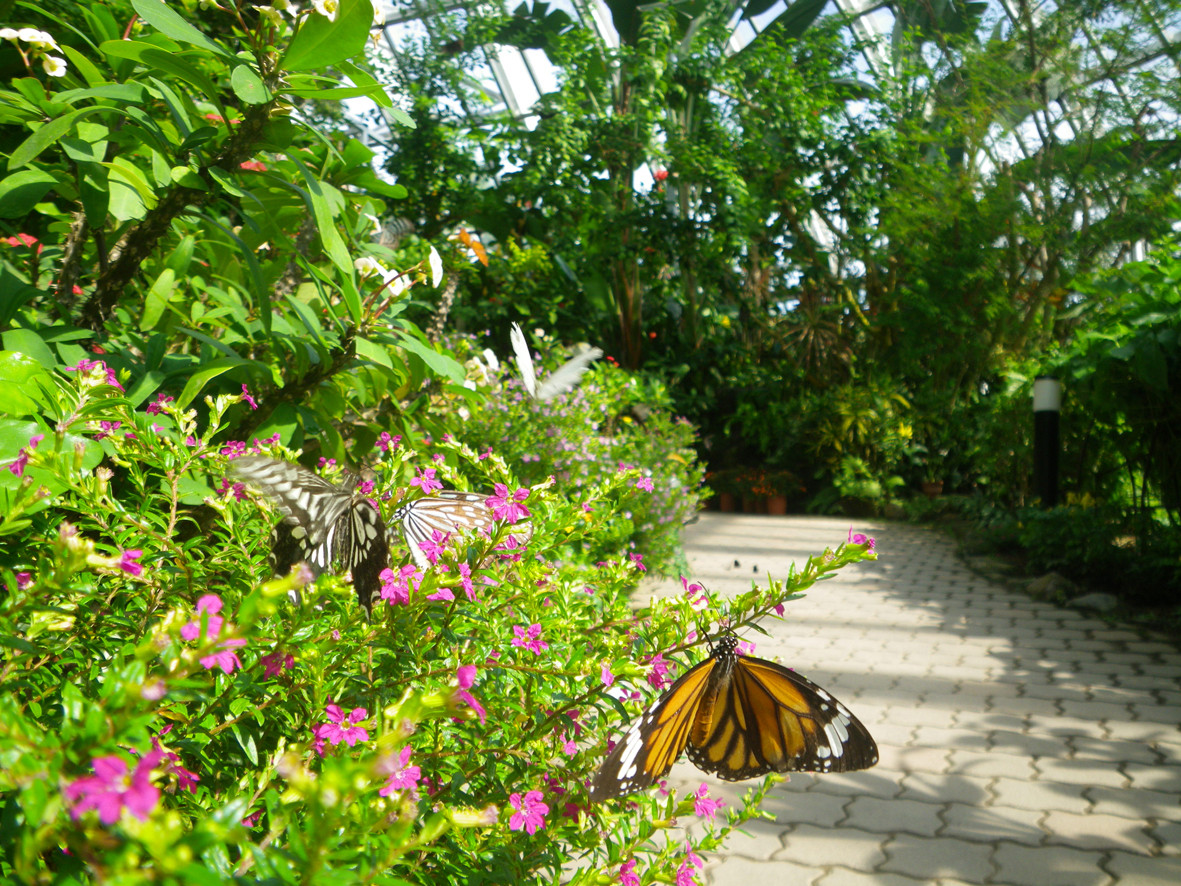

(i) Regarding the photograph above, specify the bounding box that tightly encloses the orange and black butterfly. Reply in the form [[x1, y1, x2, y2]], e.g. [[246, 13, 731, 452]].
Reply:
[[589, 634, 878, 801]]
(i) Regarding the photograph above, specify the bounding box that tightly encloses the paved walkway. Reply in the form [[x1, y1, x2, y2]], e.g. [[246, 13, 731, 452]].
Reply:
[[644, 514, 1181, 886]]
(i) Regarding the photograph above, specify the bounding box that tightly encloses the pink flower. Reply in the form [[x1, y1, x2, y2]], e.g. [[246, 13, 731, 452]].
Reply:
[[94, 420, 121, 440], [410, 467, 444, 495], [645, 652, 671, 689], [379, 564, 422, 606], [2, 233, 40, 249], [485, 484, 530, 523], [7, 433, 43, 476], [261, 652, 294, 678], [693, 783, 725, 821], [512, 623, 548, 655], [635, 477, 654, 492], [675, 845, 704, 886], [453, 664, 486, 724], [239, 160, 267, 171], [848, 527, 876, 551], [241, 384, 258, 410], [619, 858, 640, 886], [180, 595, 246, 673], [426, 585, 455, 602], [507, 790, 549, 835], [378, 745, 421, 798], [457, 562, 474, 600], [600, 662, 614, 687], [653, 169, 669, 182], [65, 750, 165, 824], [118, 549, 143, 577], [145, 393, 173, 415], [417, 529, 451, 566], [312, 704, 369, 755], [376, 432, 401, 452], [629, 552, 646, 572], [150, 736, 200, 794], [219, 479, 247, 501], [16, 571, 33, 590]]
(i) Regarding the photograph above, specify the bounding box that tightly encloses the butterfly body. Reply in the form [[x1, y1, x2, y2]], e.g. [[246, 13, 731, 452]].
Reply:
[[230, 456, 390, 613], [590, 635, 878, 801]]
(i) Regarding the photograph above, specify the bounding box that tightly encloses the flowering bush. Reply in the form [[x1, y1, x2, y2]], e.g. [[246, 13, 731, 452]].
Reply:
[[0, 367, 878, 883], [447, 329, 705, 574]]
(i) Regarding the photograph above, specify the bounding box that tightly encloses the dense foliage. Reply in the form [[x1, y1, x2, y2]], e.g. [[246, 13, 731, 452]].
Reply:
[[0, 1, 882, 882]]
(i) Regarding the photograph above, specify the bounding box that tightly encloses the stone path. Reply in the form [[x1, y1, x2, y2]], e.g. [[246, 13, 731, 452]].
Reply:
[[643, 514, 1181, 886]]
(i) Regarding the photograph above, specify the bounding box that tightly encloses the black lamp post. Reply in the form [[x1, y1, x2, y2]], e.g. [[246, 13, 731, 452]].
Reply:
[[1033, 376, 1061, 507]]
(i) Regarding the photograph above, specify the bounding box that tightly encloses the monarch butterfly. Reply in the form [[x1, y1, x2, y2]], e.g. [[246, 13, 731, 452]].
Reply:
[[510, 322, 603, 401], [230, 456, 389, 613], [589, 634, 878, 801], [391, 491, 534, 569]]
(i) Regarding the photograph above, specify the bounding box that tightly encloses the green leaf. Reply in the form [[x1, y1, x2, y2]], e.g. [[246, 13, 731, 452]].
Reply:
[[142, 268, 177, 331], [336, 60, 392, 108], [287, 155, 352, 275], [131, 0, 234, 58], [282, 0, 374, 72], [231, 64, 272, 105], [397, 335, 466, 383], [355, 336, 392, 369], [107, 157, 158, 222], [0, 169, 59, 218], [100, 42, 226, 115], [1, 330, 56, 369], [8, 107, 112, 170], [176, 357, 244, 409], [0, 351, 53, 416]]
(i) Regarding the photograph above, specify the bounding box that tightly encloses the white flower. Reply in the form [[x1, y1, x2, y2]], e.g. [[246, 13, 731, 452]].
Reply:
[[256, 5, 282, 26], [373, 4, 385, 26], [312, 0, 338, 21], [428, 245, 443, 287], [354, 256, 382, 277], [364, 213, 381, 233], [0, 28, 19, 41], [41, 55, 67, 77], [482, 348, 500, 372], [18, 28, 59, 52], [272, 0, 294, 13]]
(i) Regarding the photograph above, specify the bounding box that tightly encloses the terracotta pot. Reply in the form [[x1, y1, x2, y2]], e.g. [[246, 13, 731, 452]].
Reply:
[[921, 480, 944, 499], [718, 492, 736, 512], [767, 494, 788, 515]]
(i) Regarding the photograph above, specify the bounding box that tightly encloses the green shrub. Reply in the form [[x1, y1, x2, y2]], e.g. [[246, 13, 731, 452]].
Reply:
[[0, 364, 878, 882], [444, 330, 705, 575]]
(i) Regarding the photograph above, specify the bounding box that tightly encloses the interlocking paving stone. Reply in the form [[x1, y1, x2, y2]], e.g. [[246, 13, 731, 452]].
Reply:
[[1120, 762, 1181, 793], [879, 833, 993, 882], [992, 843, 1112, 886], [1104, 851, 1181, 885], [1034, 757, 1129, 788], [1088, 784, 1180, 819], [814, 868, 928, 886], [989, 776, 1092, 814], [940, 801, 1044, 845], [1041, 810, 1157, 853], [706, 856, 821, 886], [843, 796, 942, 837], [644, 515, 1181, 886], [897, 773, 990, 805], [945, 749, 1036, 779], [778, 823, 888, 870]]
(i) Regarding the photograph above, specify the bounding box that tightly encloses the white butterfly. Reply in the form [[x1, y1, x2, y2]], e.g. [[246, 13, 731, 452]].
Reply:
[[509, 323, 603, 401]]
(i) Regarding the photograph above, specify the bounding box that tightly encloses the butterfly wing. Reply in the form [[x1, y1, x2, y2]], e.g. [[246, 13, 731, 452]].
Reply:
[[230, 456, 390, 613], [589, 656, 719, 802], [510, 322, 537, 399], [686, 653, 879, 780], [535, 346, 603, 401], [393, 491, 496, 568]]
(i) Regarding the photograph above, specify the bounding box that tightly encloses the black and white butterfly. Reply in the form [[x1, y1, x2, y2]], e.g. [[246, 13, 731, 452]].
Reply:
[[391, 491, 495, 569], [230, 456, 390, 613], [510, 323, 602, 401], [390, 491, 534, 569]]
